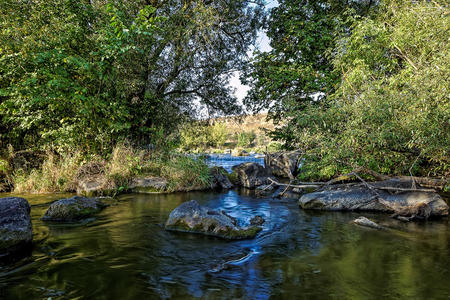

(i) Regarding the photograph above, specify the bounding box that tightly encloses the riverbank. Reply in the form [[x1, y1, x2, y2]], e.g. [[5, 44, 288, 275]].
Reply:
[[0, 145, 213, 195]]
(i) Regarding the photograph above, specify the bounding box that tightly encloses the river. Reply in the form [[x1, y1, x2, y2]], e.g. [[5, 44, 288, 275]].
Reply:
[[0, 156, 449, 299]]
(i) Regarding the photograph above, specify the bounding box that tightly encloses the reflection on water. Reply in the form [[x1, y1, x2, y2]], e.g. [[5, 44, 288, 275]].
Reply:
[[0, 190, 449, 299]]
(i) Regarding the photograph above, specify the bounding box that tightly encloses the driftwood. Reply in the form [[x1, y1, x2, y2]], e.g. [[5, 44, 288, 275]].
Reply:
[[268, 175, 436, 193], [267, 178, 322, 189]]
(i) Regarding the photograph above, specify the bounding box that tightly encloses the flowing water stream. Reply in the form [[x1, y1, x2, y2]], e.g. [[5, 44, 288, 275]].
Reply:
[[0, 156, 449, 299]]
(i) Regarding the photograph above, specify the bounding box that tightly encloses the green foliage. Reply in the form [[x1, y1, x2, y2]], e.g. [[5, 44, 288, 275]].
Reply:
[[0, 158, 8, 175], [210, 123, 229, 148], [293, 0, 449, 179], [179, 123, 210, 151], [236, 131, 256, 147], [0, 0, 264, 154], [243, 0, 377, 148], [267, 141, 283, 153], [160, 155, 212, 192], [179, 122, 230, 150]]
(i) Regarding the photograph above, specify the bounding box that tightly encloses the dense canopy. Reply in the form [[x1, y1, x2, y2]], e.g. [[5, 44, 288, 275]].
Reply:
[[0, 0, 264, 152], [244, 0, 449, 179]]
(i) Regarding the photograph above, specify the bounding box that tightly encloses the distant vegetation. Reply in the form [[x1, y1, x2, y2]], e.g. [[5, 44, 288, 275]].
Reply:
[[178, 114, 282, 153]]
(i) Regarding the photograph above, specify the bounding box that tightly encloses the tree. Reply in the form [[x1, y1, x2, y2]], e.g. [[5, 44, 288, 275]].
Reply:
[[0, 0, 264, 153], [290, 0, 449, 179], [242, 0, 377, 147]]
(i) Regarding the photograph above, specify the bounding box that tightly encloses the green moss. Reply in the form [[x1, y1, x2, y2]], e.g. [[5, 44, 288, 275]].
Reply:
[[226, 172, 239, 184], [219, 226, 262, 239]]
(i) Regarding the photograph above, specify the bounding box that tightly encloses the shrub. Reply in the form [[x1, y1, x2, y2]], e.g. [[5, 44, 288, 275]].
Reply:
[[237, 131, 256, 147], [209, 123, 228, 147]]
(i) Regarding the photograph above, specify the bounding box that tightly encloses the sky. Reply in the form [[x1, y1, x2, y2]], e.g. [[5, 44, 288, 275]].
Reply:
[[228, 0, 278, 104]]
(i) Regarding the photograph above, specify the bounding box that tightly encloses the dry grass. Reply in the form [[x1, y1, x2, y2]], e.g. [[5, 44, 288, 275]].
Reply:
[[13, 152, 83, 193], [212, 113, 276, 136], [11, 144, 212, 194]]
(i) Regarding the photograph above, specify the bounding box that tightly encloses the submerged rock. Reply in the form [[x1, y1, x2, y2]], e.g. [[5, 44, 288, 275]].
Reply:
[[299, 180, 449, 218], [42, 196, 107, 222], [352, 216, 384, 230], [255, 184, 275, 196], [130, 176, 167, 193], [264, 150, 302, 179], [250, 215, 265, 226], [231, 162, 271, 189], [0, 197, 33, 254], [209, 167, 233, 189], [272, 187, 300, 200], [165, 200, 262, 239]]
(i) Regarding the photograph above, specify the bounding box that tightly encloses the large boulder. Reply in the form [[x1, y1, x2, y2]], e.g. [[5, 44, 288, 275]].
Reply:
[[165, 200, 262, 239], [231, 162, 271, 189], [299, 180, 449, 218], [264, 150, 302, 179], [209, 167, 233, 189], [0, 197, 32, 253], [42, 196, 107, 222], [129, 176, 168, 193]]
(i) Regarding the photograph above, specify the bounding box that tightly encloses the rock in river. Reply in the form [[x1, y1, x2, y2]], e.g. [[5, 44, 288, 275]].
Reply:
[[231, 162, 271, 189], [42, 196, 107, 222], [209, 166, 233, 189], [250, 215, 265, 226], [299, 180, 449, 218], [165, 200, 262, 239], [264, 150, 302, 179], [0, 197, 33, 254], [352, 216, 384, 230]]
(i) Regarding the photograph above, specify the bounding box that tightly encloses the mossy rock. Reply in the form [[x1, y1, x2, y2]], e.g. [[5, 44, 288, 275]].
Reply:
[[42, 196, 107, 222], [165, 200, 262, 240]]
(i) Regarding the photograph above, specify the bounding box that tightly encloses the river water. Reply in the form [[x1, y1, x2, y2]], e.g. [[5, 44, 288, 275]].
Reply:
[[1, 156, 449, 299]]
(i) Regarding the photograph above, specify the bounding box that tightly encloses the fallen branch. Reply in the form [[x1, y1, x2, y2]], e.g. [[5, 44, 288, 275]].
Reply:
[[261, 182, 275, 191], [375, 186, 435, 193], [267, 178, 322, 189], [268, 176, 436, 193]]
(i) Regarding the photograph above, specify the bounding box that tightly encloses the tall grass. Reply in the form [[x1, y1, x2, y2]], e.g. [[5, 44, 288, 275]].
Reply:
[[161, 155, 212, 192], [13, 152, 83, 193], [11, 145, 212, 194]]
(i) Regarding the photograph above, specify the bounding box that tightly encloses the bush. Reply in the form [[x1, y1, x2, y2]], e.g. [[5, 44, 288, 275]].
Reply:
[[209, 123, 228, 148], [10, 144, 213, 194], [292, 0, 449, 180], [267, 141, 283, 152], [179, 123, 210, 151], [237, 131, 256, 147]]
